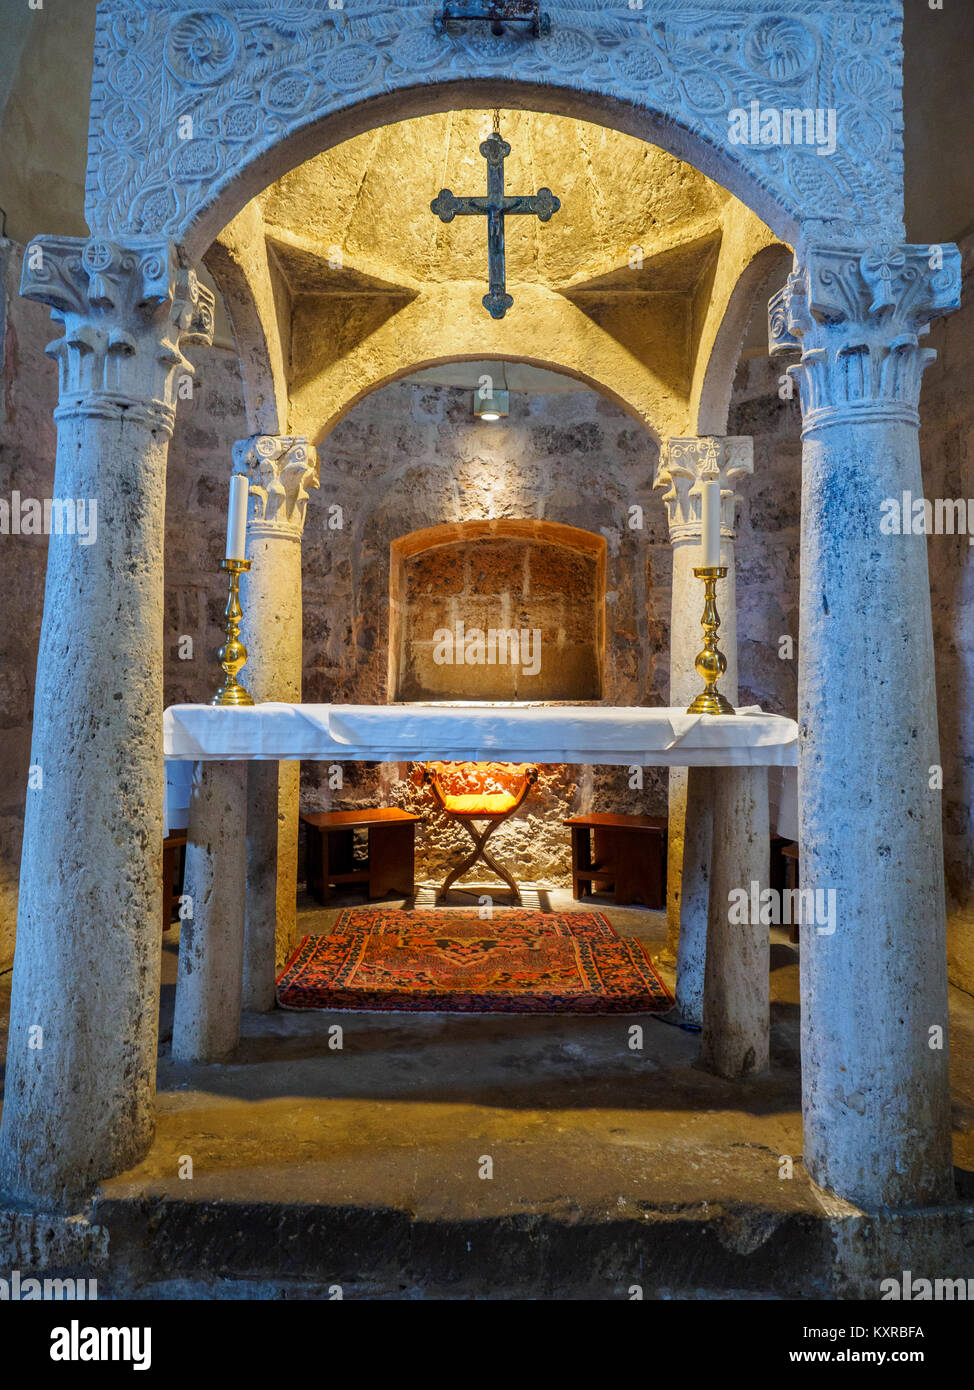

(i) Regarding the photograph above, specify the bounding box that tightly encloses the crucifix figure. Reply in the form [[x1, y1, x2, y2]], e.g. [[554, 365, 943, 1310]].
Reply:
[[430, 130, 561, 319]]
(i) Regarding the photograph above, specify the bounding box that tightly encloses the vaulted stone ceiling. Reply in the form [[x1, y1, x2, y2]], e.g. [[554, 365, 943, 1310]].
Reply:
[[213, 109, 782, 441], [260, 109, 729, 295]]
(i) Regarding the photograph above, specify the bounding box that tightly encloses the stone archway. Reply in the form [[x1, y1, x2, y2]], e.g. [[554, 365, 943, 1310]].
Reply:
[[88, 2, 904, 256], [204, 99, 784, 448], [306, 345, 664, 447], [3, 0, 965, 1224], [692, 241, 794, 435]]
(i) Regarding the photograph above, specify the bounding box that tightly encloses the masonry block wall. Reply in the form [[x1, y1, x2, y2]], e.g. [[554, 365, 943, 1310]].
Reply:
[[919, 231, 974, 992], [299, 381, 671, 888], [727, 352, 802, 716], [394, 533, 604, 704]]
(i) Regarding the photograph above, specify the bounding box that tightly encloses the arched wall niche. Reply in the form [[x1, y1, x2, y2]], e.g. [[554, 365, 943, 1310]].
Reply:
[[87, 1, 905, 261], [388, 519, 608, 703]]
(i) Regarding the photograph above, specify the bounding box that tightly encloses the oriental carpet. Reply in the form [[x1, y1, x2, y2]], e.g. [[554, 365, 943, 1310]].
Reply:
[[276, 908, 672, 1013]]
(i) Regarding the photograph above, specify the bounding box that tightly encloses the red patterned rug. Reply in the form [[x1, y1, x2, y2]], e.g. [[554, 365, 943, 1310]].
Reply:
[[276, 908, 673, 1014]]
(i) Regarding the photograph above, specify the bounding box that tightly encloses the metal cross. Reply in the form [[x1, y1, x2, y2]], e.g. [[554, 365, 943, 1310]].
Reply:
[[430, 133, 560, 319]]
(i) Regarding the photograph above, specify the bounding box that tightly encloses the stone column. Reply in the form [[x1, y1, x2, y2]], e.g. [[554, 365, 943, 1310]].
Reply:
[[701, 766, 770, 1078], [0, 237, 213, 1208], [769, 243, 960, 1208], [675, 765, 713, 1025], [233, 435, 319, 1009], [654, 436, 753, 1021], [172, 761, 248, 1062]]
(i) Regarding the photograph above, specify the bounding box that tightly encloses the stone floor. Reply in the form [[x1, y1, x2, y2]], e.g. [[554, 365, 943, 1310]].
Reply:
[[2, 887, 974, 1297]]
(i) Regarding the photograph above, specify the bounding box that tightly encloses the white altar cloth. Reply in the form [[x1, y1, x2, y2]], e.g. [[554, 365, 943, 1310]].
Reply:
[[163, 702, 798, 835], [163, 702, 798, 767]]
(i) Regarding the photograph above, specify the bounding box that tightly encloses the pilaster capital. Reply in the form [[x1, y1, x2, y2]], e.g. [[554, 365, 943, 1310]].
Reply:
[[20, 236, 213, 434], [654, 436, 754, 543], [232, 435, 320, 542], [769, 242, 961, 432]]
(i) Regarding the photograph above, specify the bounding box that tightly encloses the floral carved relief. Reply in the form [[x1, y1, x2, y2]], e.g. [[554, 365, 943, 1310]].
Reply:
[[86, 0, 905, 248]]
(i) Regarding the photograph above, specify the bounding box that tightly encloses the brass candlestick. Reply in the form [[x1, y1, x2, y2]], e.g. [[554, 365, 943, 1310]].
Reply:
[[212, 558, 254, 707], [687, 565, 735, 715]]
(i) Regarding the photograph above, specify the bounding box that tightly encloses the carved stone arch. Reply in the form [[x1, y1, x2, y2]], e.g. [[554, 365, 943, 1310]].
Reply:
[[693, 240, 795, 435], [202, 204, 288, 436], [307, 347, 665, 450], [88, 1, 904, 259], [288, 271, 680, 440]]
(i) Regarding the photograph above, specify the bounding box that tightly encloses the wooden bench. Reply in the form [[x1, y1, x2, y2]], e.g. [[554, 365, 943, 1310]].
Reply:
[[301, 808, 421, 904], [564, 813, 667, 908], [781, 842, 800, 943]]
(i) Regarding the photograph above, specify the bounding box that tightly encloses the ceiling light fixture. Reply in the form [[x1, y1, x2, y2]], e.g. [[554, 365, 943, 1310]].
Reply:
[[473, 363, 509, 421]]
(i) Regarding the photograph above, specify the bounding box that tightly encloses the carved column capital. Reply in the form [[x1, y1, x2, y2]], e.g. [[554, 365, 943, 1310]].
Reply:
[[654, 436, 754, 543], [232, 435, 320, 542], [20, 236, 213, 435], [769, 242, 961, 432]]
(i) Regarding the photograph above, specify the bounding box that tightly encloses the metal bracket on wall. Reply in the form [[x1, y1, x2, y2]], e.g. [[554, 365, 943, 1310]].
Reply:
[[434, 0, 551, 38]]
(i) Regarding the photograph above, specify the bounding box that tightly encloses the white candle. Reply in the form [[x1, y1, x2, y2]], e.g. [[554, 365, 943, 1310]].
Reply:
[[225, 474, 249, 561], [700, 480, 720, 568]]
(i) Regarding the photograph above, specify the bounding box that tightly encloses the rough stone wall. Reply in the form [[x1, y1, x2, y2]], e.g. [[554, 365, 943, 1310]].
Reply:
[[0, 292, 812, 946], [162, 349, 249, 708], [300, 382, 673, 888], [918, 230, 974, 995], [395, 535, 602, 703], [4, 261, 968, 971], [154, 304, 974, 972], [0, 240, 58, 969], [727, 352, 803, 717], [298, 374, 803, 891]]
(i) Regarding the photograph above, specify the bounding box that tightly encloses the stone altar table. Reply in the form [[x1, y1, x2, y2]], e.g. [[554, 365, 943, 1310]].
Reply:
[[165, 703, 797, 1077]]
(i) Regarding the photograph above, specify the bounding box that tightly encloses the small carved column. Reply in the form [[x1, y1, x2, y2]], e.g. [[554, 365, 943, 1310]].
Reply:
[[654, 436, 754, 1025], [770, 243, 960, 1208], [0, 238, 213, 1206], [234, 435, 319, 1009]]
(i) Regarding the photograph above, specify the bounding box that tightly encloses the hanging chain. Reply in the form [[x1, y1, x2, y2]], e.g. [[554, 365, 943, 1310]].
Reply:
[[492, 107, 501, 136]]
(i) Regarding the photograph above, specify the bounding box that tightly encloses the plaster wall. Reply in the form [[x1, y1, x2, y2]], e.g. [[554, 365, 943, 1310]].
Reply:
[[0, 0, 98, 246]]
